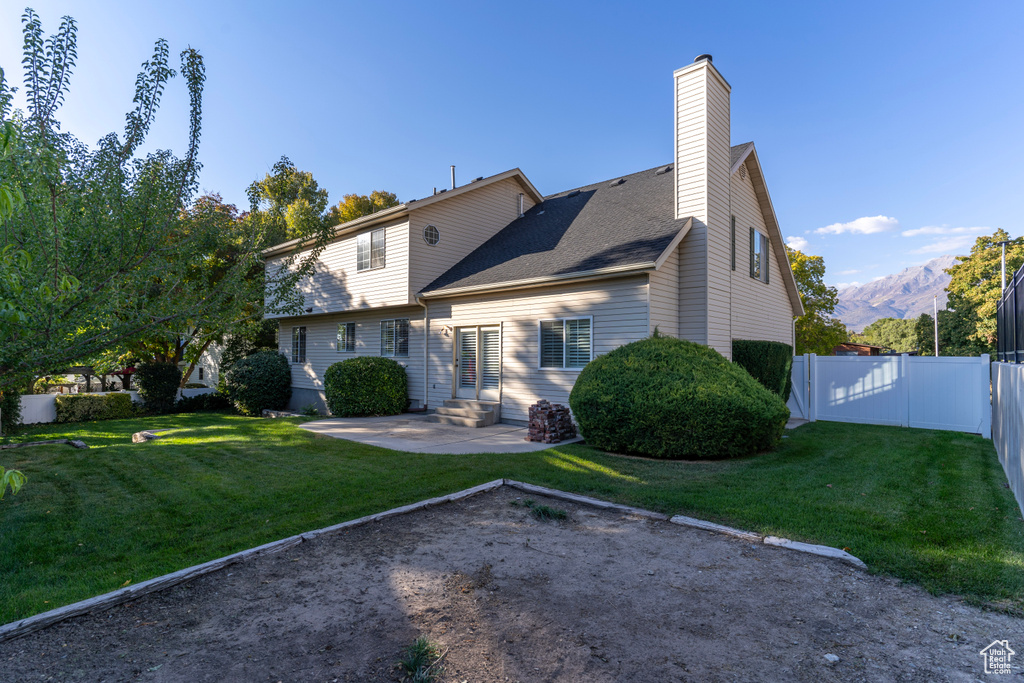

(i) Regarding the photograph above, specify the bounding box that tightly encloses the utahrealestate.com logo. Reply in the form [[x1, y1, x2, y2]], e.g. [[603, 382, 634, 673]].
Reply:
[[980, 640, 1015, 675]]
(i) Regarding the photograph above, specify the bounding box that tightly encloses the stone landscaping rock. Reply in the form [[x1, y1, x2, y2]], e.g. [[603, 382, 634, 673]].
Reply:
[[131, 431, 161, 443]]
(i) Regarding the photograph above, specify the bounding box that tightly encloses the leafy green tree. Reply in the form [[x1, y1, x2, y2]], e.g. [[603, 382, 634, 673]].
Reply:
[[915, 310, 986, 357], [786, 247, 849, 355], [856, 317, 919, 352], [944, 229, 1024, 354], [327, 190, 400, 225], [247, 156, 330, 245], [0, 10, 329, 396]]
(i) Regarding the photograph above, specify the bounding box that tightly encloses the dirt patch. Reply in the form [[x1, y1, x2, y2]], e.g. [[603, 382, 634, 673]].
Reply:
[[0, 487, 1020, 682]]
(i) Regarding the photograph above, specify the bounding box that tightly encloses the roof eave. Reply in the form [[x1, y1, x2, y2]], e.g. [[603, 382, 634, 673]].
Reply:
[[419, 262, 656, 299]]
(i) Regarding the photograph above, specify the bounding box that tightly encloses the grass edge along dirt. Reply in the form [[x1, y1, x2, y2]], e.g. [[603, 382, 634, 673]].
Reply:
[[0, 413, 1021, 624]]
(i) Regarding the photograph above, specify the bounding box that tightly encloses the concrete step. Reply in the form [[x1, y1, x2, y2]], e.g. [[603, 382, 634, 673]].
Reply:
[[434, 406, 495, 423], [425, 414, 486, 428], [443, 399, 501, 422]]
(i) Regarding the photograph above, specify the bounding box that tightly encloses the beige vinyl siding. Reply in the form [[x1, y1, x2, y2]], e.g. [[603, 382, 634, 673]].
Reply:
[[648, 244, 679, 336], [265, 218, 412, 318], [729, 162, 795, 346], [277, 307, 425, 409], [704, 76, 733, 358], [426, 277, 649, 423], [408, 178, 536, 295]]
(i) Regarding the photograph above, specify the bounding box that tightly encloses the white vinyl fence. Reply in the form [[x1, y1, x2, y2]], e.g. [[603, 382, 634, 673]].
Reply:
[[787, 354, 991, 438], [991, 363, 1024, 517], [15, 388, 214, 425]]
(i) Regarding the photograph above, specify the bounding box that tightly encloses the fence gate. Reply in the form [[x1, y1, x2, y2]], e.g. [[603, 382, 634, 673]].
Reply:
[[787, 353, 991, 437]]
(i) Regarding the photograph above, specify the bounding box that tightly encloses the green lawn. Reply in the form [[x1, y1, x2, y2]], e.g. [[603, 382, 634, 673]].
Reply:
[[1, 414, 1022, 623]]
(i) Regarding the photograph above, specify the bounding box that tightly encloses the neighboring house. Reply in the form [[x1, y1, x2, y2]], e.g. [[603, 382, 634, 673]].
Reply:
[[264, 56, 804, 424], [833, 342, 886, 356]]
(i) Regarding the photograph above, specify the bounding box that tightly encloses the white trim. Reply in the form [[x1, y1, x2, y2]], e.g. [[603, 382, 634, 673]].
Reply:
[[537, 316, 594, 371], [653, 218, 693, 270], [379, 318, 410, 357]]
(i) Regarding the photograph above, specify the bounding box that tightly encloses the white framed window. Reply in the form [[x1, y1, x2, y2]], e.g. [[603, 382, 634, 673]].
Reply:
[[380, 319, 409, 357], [749, 227, 769, 284], [356, 228, 386, 271], [337, 322, 355, 352], [291, 326, 307, 363], [539, 317, 592, 369]]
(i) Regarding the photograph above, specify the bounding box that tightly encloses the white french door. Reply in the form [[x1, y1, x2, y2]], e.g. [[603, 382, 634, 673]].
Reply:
[[455, 326, 500, 401]]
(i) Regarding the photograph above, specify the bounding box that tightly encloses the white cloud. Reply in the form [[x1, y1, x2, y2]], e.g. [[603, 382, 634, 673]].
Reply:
[[909, 236, 975, 255], [839, 269, 861, 275], [815, 215, 899, 235], [786, 236, 809, 251], [835, 281, 863, 289], [901, 225, 988, 237]]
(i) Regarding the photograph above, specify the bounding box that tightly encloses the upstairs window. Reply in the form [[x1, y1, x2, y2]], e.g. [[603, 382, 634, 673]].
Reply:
[[749, 228, 769, 284], [291, 326, 307, 363], [337, 322, 355, 352], [540, 318, 592, 369], [380, 319, 409, 357], [356, 228, 386, 271]]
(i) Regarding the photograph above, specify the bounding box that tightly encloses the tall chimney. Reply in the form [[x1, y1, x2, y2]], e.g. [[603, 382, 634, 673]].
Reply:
[[673, 54, 732, 354], [450, 165, 456, 190]]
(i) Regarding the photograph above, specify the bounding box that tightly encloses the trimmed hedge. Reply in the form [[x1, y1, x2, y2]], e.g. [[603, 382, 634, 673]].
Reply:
[[324, 357, 407, 417], [568, 335, 789, 460], [224, 351, 292, 416], [54, 393, 137, 423], [134, 362, 182, 414], [1, 391, 21, 433], [732, 339, 794, 402], [175, 392, 232, 413]]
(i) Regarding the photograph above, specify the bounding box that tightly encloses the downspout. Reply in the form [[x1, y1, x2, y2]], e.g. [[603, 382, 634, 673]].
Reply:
[[416, 294, 429, 410]]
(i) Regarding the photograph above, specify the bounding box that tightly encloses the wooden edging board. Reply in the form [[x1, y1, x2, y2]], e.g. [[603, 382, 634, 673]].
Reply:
[[0, 477, 866, 643]]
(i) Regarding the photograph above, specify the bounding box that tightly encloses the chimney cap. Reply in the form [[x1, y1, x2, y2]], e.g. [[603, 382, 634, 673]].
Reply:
[[694, 54, 712, 63]]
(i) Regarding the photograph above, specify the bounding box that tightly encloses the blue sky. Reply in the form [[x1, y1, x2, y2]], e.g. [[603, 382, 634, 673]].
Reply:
[[1, 1, 1021, 288]]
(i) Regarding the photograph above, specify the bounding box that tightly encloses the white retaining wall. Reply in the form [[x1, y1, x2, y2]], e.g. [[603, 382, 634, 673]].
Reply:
[[991, 362, 1024, 517], [14, 388, 214, 425]]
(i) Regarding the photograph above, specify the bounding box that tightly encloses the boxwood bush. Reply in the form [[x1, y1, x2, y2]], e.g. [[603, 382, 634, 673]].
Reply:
[[134, 362, 182, 414], [568, 335, 789, 460], [54, 393, 137, 423], [732, 339, 794, 401], [224, 351, 292, 416], [324, 357, 407, 417], [174, 392, 232, 413]]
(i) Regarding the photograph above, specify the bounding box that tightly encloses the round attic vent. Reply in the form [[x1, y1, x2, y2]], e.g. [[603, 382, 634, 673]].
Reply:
[[423, 224, 440, 246]]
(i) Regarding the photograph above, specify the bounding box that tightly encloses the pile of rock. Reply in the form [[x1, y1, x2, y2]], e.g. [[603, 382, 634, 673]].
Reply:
[[525, 399, 577, 443]]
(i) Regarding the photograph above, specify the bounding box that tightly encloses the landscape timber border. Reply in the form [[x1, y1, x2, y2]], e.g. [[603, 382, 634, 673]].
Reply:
[[0, 478, 865, 643]]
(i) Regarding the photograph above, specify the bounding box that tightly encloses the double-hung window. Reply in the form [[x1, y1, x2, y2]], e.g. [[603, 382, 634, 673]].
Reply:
[[380, 319, 409, 357], [337, 322, 355, 352], [749, 227, 769, 284], [291, 326, 307, 363], [356, 228, 386, 271], [539, 317, 592, 369]]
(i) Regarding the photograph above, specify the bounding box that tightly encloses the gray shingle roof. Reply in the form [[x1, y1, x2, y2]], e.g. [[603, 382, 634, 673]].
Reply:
[[731, 142, 753, 170], [421, 164, 685, 293], [422, 145, 751, 294]]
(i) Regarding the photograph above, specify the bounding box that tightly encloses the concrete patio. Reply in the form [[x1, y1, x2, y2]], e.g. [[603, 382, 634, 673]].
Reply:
[[300, 413, 582, 454]]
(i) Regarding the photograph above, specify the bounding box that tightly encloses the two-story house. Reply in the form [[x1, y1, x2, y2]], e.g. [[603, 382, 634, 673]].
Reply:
[[263, 56, 804, 425]]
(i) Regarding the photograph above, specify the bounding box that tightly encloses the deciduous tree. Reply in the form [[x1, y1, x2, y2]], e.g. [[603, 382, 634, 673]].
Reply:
[[786, 247, 849, 355], [327, 190, 400, 225]]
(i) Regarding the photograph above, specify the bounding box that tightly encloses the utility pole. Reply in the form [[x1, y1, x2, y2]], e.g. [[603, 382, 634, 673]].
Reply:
[[997, 240, 1011, 291], [933, 295, 939, 357]]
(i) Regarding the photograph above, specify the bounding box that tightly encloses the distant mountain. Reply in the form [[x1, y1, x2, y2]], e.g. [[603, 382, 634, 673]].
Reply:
[[835, 255, 957, 332]]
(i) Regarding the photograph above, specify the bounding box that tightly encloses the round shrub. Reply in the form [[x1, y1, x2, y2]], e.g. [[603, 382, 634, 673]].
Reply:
[[224, 351, 291, 416], [324, 357, 407, 417], [568, 335, 789, 460], [134, 362, 182, 414]]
